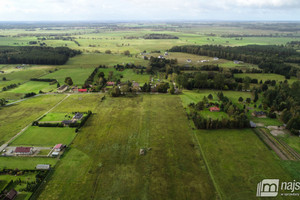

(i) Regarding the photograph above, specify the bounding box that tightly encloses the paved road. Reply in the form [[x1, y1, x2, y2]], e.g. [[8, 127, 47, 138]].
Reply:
[[0, 94, 71, 153]]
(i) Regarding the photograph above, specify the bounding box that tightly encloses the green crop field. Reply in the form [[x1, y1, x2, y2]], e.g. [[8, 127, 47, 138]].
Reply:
[[0, 157, 57, 170], [10, 126, 76, 147], [196, 129, 296, 199], [41, 68, 95, 86], [38, 95, 216, 200], [0, 94, 66, 145]]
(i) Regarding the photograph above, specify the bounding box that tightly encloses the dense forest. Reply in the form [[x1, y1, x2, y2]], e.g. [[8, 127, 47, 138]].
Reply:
[[0, 46, 81, 65], [169, 45, 299, 77]]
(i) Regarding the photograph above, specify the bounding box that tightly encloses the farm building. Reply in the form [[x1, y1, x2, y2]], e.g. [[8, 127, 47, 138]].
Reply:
[[36, 164, 50, 170], [51, 151, 59, 157], [209, 107, 220, 112], [164, 52, 168, 56], [15, 147, 33, 155], [186, 59, 192, 63], [78, 89, 87, 92], [252, 111, 266, 118], [62, 120, 73, 126], [158, 55, 164, 59], [107, 82, 115, 86], [54, 144, 65, 152], [57, 85, 69, 93], [4, 189, 17, 200]]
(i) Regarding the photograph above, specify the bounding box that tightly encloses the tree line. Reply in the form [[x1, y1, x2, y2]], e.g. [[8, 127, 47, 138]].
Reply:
[[169, 45, 299, 77], [0, 46, 81, 65]]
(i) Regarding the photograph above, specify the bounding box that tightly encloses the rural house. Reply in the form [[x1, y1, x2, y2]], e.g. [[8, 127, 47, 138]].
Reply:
[[73, 113, 83, 120], [4, 189, 17, 200], [209, 107, 220, 112], [252, 111, 266, 118], [15, 147, 33, 155], [186, 59, 192, 63], [57, 85, 69, 93], [54, 144, 64, 152]]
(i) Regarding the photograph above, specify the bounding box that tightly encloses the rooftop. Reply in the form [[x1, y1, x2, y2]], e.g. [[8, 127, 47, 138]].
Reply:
[[15, 147, 32, 153]]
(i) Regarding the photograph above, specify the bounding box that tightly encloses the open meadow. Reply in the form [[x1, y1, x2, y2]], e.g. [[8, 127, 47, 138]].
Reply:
[[195, 129, 299, 199], [10, 126, 76, 147], [38, 95, 216, 200], [0, 94, 66, 145]]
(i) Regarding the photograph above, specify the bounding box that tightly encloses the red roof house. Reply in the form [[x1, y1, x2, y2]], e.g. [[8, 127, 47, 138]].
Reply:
[[15, 147, 33, 155], [209, 107, 220, 112], [78, 89, 87, 92], [54, 144, 62, 150], [107, 82, 115, 86]]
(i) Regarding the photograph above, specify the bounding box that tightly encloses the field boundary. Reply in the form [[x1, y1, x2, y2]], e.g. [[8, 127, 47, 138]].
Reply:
[[253, 128, 300, 161], [0, 94, 71, 152]]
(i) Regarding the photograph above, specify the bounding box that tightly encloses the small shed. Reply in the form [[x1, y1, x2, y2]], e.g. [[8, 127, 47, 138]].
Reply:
[[250, 121, 256, 128], [36, 164, 50, 170], [51, 151, 59, 157]]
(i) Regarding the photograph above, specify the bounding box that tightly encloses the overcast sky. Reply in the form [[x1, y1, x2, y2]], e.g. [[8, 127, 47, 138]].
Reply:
[[0, 0, 300, 21]]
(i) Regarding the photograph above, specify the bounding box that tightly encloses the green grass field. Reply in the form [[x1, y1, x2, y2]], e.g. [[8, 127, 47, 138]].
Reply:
[[196, 129, 296, 199], [50, 94, 103, 113], [41, 68, 95, 86], [180, 89, 253, 107], [37, 95, 216, 200], [0, 65, 55, 88], [0, 94, 66, 145], [200, 110, 229, 120], [40, 112, 73, 122], [7, 81, 57, 93], [0, 157, 57, 170], [65, 53, 148, 67], [10, 126, 76, 147]]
